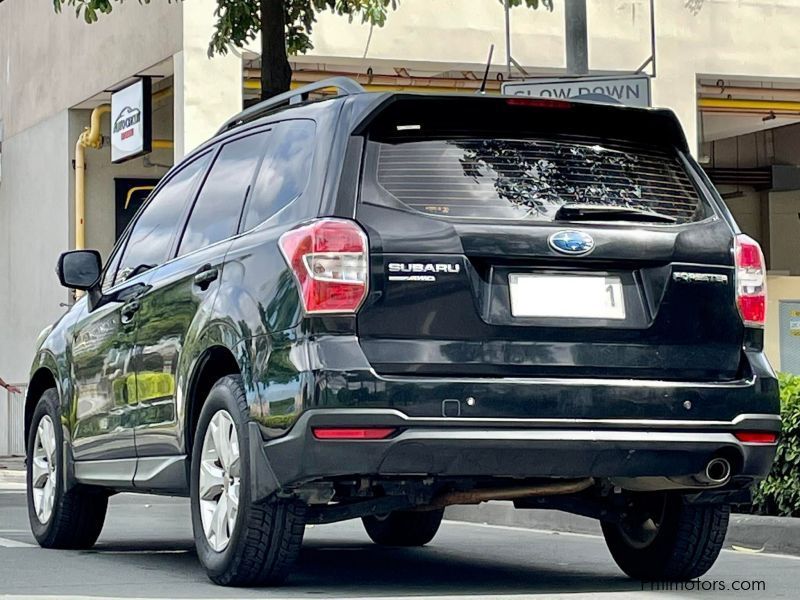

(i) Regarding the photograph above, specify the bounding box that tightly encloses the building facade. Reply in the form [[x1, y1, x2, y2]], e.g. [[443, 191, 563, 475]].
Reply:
[[2, 0, 800, 384]]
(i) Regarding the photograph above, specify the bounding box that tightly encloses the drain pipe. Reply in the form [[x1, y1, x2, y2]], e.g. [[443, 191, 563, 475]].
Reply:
[[74, 87, 174, 252], [75, 104, 110, 251], [74, 106, 174, 252]]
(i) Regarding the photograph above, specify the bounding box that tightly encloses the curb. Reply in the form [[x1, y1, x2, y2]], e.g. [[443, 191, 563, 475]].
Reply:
[[444, 501, 800, 557], [0, 468, 25, 485]]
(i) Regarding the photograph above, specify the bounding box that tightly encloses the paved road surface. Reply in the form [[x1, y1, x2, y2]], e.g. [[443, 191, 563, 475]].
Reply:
[[0, 485, 796, 599]]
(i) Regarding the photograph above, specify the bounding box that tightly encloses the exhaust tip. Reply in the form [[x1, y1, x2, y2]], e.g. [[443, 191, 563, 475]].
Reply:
[[704, 457, 732, 484]]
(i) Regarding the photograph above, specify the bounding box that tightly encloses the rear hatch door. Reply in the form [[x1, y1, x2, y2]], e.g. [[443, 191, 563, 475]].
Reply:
[[352, 96, 741, 381]]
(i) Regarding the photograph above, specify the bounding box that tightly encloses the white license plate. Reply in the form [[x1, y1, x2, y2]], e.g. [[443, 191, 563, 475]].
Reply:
[[508, 274, 626, 319]]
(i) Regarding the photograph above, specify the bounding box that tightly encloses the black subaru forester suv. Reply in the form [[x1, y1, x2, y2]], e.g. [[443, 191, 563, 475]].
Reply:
[[26, 78, 780, 586]]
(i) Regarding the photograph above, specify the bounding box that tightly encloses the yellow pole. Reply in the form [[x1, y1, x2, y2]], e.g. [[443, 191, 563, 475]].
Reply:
[[74, 104, 110, 251], [72, 94, 172, 258], [81, 105, 111, 149], [698, 97, 800, 112], [152, 139, 174, 150], [75, 140, 87, 250]]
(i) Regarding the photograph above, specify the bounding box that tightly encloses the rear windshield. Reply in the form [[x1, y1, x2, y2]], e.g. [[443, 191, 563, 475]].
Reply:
[[369, 137, 705, 223]]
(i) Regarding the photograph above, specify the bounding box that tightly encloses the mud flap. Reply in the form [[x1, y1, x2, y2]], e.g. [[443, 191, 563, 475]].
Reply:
[[248, 422, 281, 503], [62, 440, 77, 492]]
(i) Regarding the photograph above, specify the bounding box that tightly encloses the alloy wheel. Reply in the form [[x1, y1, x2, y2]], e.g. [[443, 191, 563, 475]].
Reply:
[[198, 410, 241, 552], [31, 415, 57, 524]]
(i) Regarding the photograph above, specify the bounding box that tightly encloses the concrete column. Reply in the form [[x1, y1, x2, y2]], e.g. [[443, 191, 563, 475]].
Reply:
[[564, 0, 588, 76], [174, 0, 242, 161], [651, 67, 698, 156], [0, 111, 72, 382]]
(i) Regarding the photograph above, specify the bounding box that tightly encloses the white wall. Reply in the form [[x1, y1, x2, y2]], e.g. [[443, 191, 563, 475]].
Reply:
[[0, 0, 182, 139], [175, 0, 242, 158], [281, 0, 800, 153], [0, 112, 72, 382], [767, 191, 800, 276], [0, 0, 243, 387]]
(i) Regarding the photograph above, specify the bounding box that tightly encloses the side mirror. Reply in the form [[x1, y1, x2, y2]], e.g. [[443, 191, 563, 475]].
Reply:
[[57, 250, 102, 291]]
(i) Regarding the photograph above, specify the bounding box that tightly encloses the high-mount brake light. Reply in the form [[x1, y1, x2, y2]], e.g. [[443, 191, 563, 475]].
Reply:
[[278, 219, 369, 315], [734, 234, 767, 327], [505, 97, 572, 110]]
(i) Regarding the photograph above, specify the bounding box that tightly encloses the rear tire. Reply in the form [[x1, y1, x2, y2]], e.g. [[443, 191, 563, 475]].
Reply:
[[362, 508, 444, 546], [601, 492, 729, 581], [190, 375, 306, 586], [26, 389, 108, 549]]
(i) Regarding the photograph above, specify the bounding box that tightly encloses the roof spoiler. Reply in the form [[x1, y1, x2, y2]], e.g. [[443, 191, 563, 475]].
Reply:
[[352, 94, 690, 153]]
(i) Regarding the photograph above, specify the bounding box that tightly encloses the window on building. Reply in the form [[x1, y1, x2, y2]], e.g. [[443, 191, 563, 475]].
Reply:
[[242, 120, 316, 230], [114, 152, 211, 285], [177, 132, 269, 257]]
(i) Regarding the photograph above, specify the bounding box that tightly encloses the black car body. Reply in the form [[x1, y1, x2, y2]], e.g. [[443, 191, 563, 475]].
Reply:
[[25, 78, 780, 585]]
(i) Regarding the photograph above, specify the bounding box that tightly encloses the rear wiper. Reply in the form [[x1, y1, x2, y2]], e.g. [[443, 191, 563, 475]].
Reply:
[[554, 204, 677, 224]]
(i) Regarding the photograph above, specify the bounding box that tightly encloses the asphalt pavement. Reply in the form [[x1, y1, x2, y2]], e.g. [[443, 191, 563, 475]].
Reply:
[[0, 481, 797, 599]]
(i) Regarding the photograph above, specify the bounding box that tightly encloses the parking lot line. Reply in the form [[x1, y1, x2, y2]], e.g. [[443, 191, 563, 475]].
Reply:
[[445, 519, 800, 561], [0, 536, 35, 548], [0, 484, 27, 492]]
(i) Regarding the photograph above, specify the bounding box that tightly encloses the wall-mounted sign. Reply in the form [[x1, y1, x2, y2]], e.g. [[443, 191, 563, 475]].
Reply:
[[502, 74, 651, 108], [111, 78, 152, 163]]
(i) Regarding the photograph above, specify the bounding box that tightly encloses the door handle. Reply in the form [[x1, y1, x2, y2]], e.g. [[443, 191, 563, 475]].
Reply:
[[193, 265, 219, 290], [120, 300, 140, 324]]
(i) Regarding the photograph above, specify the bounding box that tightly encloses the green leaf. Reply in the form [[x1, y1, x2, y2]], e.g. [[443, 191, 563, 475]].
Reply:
[[55, 0, 556, 59], [753, 372, 800, 517]]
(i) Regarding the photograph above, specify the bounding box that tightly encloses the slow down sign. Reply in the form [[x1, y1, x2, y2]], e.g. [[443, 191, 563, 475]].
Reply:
[[501, 74, 651, 108]]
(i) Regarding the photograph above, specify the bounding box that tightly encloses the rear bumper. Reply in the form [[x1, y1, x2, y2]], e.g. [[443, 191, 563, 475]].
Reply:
[[265, 335, 780, 424], [253, 409, 779, 497], [248, 335, 781, 499]]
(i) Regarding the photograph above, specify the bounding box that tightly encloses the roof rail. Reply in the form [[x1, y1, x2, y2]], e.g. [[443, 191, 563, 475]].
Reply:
[[216, 77, 365, 135]]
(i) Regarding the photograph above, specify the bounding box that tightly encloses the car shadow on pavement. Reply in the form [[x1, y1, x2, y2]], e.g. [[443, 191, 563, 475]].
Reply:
[[80, 537, 637, 597], [293, 539, 636, 596]]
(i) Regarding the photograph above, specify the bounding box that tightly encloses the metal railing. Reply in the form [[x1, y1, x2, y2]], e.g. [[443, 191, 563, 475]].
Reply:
[[1, 385, 26, 457]]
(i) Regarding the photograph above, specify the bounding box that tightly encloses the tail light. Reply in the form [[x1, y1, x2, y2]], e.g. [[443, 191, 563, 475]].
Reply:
[[279, 219, 369, 314], [734, 234, 767, 327]]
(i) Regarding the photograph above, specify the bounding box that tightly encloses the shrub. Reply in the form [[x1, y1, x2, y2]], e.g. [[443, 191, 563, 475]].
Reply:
[[752, 372, 800, 517]]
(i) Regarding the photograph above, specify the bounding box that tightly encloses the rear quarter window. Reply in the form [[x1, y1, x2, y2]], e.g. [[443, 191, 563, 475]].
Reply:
[[242, 119, 316, 230], [368, 137, 707, 224]]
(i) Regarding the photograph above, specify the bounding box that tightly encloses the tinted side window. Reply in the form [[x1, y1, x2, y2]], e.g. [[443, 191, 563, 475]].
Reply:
[[178, 132, 268, 257], [115, 153, 210, 285], [243, 120, 315, 230]]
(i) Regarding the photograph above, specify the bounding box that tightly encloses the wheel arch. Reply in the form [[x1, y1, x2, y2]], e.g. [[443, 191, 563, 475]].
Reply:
[[25, 366, 59, 443], [184, 344, 243, 458]]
